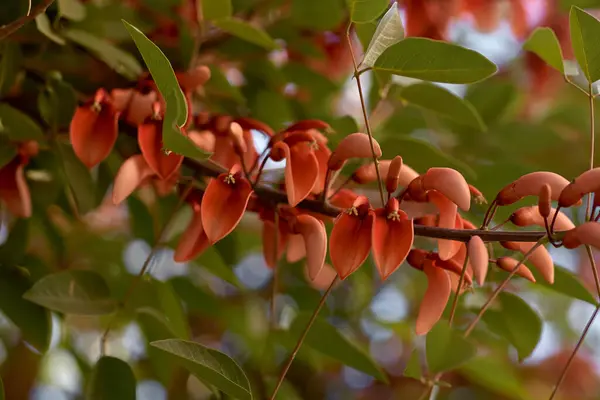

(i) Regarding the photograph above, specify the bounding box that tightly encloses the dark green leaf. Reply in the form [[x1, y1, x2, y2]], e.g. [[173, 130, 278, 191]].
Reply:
[[204, 65, 245, 103], [361, 2, 403, 68], [35, 14, 66, 45], [126, 196, 155, 244], [0, 218, 29, 268], [23, 270, 117, 315], [483, 292, 542, 361], [38, 74, 77, 129], [123, 21, 212, 161], [214, 18, 277, 50], [399, 83, 485, 130], [569, 6, 600, 83], [291, 0, 346, 31], [348, 0, 389, 23], [0, 269, 52, 353], [151, 339, 253, 400], [0, 42, 21, 97], [464, 79, 517, 126], [203, 0, 232, 20], [55, 142, 97, 215], [426, 323, 477, 373], [531, 264, 597, 305], [0, 104, 44, 141], [289, 313, 387, 381], [460, 357, 530, 400], [374, 38, 497, 83], [58, 0, 86, 21], [63, 28, 143, 80], [251, 90, 293, 130], [355, 21, 377, 53], [403, 349, 422, 379], [195, 246, 242, 288], [0, 138, 16, 169], [87, 356, 136, 400], [523, 27, 564, 73]]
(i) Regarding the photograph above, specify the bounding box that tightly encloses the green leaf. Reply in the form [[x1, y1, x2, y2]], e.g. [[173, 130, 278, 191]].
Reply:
[[23, 270, 117, 315], [426, 323, 477, 373], [464, 79, 517, 126], [0, 218, 29, 268], [0, 138, 16, 169], [460, 357, 530, 400], [87, 356, 136, 400], [38, 73, 77, 129], [374, 38, 497, 83], [203, 0, 232, 20], [523, 27, 564, 73], [403, 349, 422, 379], [531, 264, 597, 305], [399, 83, 485, 130], [195, 246, 242, 288], [58, 0, 86, 21], [0, 269, 52, 353], [63, 29, 143, 80], [348, 0, 389, 23], [55, 142, 97, 215], [0, 104, 44, 141], [291, 0, 346, 31], [126, 196, 155, 244], [482, 292, 542, 361], [0, 42, 21, 97], [214, 18, 277, 50], [361, 2, 404, 68], [570, 6, 600, 83], [122, 21, 212, 161], [151, 339, 253, 400], [289, 313, 387, 381], [35, 14, 66, 45], [355, 22, 377, 52], [204, 65, 246, 103]]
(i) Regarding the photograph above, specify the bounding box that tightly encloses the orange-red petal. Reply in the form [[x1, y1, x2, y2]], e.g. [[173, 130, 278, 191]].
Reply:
[[278, 142, 319, 207], [138, 119, 183, 180], [112, 155, 155, 205], [262, 219, 288, 269], [201, 168, 253, 243], [294, 214, 327, 280], [416, 261, 451, 335], [428, 191, 459, 260], [174, 207, 211, 262]]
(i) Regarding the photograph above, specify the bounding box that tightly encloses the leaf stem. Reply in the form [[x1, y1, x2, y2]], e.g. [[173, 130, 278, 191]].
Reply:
[[269, 275, 339, 400], [346, 24, 386, 207]]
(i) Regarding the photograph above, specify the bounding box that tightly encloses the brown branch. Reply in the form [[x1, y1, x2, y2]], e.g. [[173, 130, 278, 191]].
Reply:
[[0, 0, 56, 41], [181, 157, 556, 243]]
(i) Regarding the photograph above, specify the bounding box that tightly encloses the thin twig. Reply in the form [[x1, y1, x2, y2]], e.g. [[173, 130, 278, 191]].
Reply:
[[346, 25, 386, 207], [463, 238, 545, 337], [448, 255, 470, 326], [0, 0, 55, 40], [269, 275, 339, 400], [100, 183, 194, 354]]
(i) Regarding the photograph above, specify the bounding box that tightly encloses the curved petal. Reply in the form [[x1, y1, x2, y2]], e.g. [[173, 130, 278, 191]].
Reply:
[[518, 242, 554, 284], [329, 208, 374, 279], [286, 234, 306, 263], [70, 99, 120, 168], [372, 206, 414, 280], [328, 132, 382, 171], [311, 139, 332, 195], [416, 262, 451, 335], [125, 91, 156, 126], [428, 191, 459, 260], [306, 262, 338, 291], [188, 129, 216, 153], [295, 214, 327, 280], [262, 219, 288, 269], [201, 172, 253, 243], [285, 143, 319, 207], [210, 135, 238, 170], [496, 257, 536, 282], [468, 235, 489, 286], [138, 119, 183, 180], [423, 167, 471, 211], [0, 157, 31, 218], [112, 155, 155, 205], [174, 209, 210, 262]]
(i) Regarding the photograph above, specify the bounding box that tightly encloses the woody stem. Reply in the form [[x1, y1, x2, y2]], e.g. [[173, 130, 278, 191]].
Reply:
[[463, 238, 545, 337], [99, 183, 194, 355], [269, 275, 339, 400], [346, 24, 386, 207]]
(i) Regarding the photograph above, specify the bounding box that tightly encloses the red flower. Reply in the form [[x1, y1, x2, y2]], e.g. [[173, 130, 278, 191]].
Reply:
[[329, 195, 375, 279], [372, 198, 414, 280], [174, 192, 210, 262], [0, 141, 39, 218], [201, 164, 253, 243], [70, 88, 120, 168], [138, 102, 183, 180]]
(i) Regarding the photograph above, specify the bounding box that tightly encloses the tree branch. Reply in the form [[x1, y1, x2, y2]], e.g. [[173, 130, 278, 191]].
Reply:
[[0, 0, 56, 41], [181, 157, 556, 243]]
